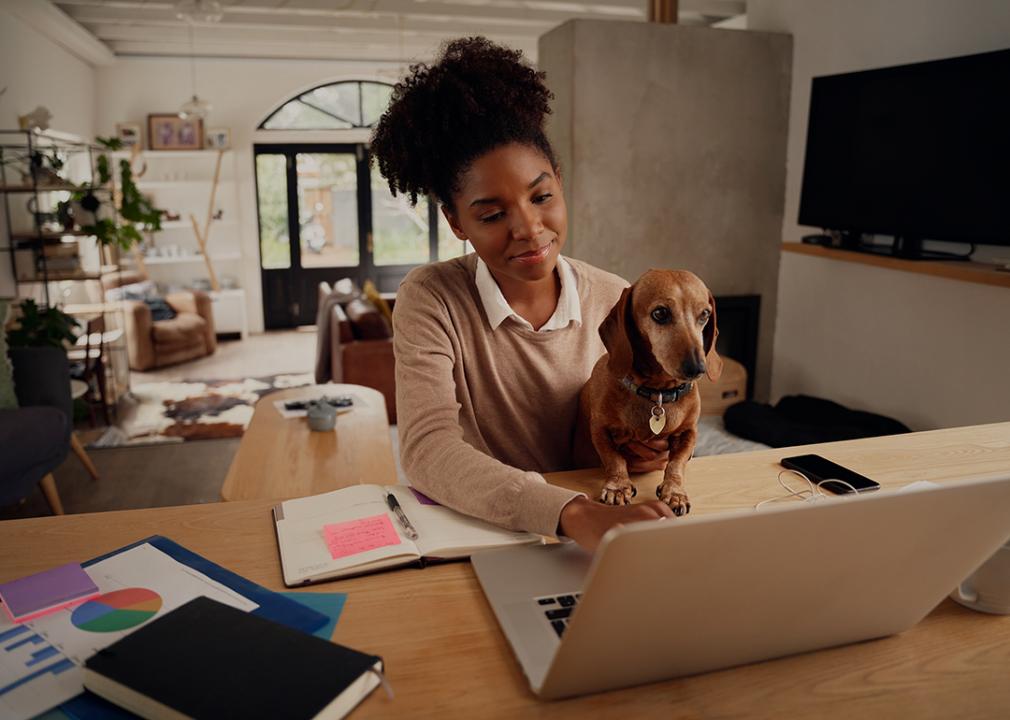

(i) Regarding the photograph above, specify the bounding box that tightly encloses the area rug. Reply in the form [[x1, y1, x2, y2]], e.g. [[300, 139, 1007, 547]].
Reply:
[[91, 373, 314, 447]]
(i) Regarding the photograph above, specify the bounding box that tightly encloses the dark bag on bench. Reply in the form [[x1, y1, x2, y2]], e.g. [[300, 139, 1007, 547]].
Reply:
[[724, 394, 910, 448]]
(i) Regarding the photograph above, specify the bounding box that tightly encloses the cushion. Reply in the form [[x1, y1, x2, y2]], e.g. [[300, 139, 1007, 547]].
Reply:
[[145, 298, 177, 322], [106, 280, 159, 302], [362, 279, 393, 327], [345, 298, 392, 340], [151, 312, 207, 347], [0, 301, 16, 410]]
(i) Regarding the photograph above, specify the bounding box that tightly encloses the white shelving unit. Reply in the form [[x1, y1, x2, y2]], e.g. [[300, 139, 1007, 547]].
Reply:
[[114, 149, 247, 337]]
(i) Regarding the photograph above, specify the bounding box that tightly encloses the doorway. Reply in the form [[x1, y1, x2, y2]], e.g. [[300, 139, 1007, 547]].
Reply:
[[254, 143, 457, 328]]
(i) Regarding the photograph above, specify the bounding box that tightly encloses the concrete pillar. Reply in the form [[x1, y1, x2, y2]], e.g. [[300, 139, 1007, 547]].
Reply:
[[539, 20, 792, 400]]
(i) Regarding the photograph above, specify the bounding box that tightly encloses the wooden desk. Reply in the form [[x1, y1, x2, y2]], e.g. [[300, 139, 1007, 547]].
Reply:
[[5, 423, 1010, 718], [220, 384, 397, 502]]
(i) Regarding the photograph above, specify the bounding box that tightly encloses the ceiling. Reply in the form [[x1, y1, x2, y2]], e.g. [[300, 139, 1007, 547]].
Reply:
[[52, 0, 747, 63]]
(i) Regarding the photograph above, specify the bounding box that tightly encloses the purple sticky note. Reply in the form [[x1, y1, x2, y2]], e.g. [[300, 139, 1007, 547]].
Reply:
[[409, 487, 441, 506], [0, 563, 99, 622]]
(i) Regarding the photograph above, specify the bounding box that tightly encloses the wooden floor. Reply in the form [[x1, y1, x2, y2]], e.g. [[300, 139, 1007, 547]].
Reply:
[[132, 328, 316, 384], [0, 438, 241, 521], [3, 329, 324, 521]]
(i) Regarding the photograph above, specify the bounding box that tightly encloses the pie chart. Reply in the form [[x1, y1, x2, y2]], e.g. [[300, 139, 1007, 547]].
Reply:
[[71, 588, 163, 632]]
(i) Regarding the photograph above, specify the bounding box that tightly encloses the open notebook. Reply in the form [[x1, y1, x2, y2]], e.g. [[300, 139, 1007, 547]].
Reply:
[[273, 485, 543, 586]]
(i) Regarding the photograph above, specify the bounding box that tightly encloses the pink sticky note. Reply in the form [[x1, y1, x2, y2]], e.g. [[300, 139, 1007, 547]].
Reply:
[[323, 514, 402, 560]]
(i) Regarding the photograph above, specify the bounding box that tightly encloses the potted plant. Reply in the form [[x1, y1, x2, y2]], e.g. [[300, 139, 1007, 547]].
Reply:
[[6, 298, 80, 351]]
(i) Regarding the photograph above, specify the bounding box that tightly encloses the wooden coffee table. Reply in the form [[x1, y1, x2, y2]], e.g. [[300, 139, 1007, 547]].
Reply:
[[220, 383, 397, 501]]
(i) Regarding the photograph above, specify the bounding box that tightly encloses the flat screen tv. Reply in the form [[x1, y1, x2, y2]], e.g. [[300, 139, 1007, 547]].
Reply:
[[798, 48, 1010, 260]]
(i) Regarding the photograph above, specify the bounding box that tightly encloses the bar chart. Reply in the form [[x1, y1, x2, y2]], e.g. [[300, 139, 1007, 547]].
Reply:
[[0, 623, 77, 720]]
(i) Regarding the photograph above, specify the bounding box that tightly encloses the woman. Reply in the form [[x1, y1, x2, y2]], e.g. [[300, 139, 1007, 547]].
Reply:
[[370, 37, 673, 551]]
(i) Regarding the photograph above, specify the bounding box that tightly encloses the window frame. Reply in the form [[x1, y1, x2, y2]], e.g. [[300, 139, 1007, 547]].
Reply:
[[258, 80, 394, 131]]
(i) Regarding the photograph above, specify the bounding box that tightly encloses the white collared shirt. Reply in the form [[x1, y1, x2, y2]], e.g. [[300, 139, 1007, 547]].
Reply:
[[474, 255, 582, 332]]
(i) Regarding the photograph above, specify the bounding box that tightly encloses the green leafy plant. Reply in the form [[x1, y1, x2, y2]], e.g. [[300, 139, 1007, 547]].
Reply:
[[74, 136, 163, 250], [6, 299, 80, 350]]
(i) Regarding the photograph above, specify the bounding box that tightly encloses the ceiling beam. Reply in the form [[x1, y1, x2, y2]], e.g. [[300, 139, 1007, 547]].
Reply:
[[55, 0, 645, 29], [104, 36, 539, 63], [7, 0, 115, 67], [81, 21, 545, 47], [68, 10, 558, 37], [679, 0, 744, 18]]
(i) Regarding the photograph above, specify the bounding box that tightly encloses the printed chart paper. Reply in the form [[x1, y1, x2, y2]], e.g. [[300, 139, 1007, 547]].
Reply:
[[0, 543, 258, 720]]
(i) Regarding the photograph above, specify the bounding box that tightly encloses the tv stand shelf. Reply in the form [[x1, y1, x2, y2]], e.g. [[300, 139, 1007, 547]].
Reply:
[[781, 243, 1010, 290]]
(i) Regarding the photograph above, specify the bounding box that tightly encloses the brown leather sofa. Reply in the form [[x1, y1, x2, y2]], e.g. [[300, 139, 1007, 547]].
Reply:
[[316, 282, 396, 423], [102, 271, 217, 371]]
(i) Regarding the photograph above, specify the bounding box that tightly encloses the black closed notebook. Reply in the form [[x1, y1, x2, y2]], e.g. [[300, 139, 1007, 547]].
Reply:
[[83, 596, 384, 720]]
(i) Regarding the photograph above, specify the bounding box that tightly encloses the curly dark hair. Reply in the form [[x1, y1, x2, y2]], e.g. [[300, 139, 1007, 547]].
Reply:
[[370, 36, 557, 210]]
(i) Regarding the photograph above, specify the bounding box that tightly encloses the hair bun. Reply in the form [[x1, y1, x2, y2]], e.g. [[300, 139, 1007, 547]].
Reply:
[[371, 36, 556, 208]]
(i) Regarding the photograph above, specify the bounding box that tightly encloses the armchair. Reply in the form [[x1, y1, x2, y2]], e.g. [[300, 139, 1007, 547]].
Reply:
[[315, 281, 396, 423], [102, 271, 217, 371], [0, 347, 73, 514]]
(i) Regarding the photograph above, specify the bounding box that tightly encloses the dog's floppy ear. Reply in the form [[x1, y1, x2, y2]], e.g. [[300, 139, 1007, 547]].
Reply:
[[600, 286, 634, 378], [703, 291, 723, 382]]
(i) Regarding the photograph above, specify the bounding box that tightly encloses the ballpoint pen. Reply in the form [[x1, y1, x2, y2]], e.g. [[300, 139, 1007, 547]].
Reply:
[[386, 492, 419, 540]]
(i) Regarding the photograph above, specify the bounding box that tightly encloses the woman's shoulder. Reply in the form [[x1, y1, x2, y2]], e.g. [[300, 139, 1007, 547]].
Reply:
[[397, 254, 479, 316], [401, 254, 477, 293], [565, 257, 628, 308]]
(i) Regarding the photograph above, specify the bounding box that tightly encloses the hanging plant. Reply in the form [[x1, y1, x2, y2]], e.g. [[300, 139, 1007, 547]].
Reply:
[[72, 136, 164, 250]]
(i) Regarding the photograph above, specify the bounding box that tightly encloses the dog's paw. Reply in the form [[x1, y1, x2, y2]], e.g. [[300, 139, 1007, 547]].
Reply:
[[656, 482, 691, 516], [600, 479, 636, 506]]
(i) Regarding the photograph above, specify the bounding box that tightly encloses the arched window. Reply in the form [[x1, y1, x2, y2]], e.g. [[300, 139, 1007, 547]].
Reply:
[[258, 81, 394, 130]]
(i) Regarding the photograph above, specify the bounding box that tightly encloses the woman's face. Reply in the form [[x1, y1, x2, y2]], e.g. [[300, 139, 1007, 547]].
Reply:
[[444, 142, 567, 287]]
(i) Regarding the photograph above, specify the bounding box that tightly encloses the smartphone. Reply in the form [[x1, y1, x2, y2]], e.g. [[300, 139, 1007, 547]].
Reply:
[[780, 454, 881, 494]]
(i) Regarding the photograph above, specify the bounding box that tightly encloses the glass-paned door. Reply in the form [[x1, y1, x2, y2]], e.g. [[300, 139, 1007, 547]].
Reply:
[[255, 144, 365, 328], [298, 152, 359, 269], [255, 143, 467, 329]]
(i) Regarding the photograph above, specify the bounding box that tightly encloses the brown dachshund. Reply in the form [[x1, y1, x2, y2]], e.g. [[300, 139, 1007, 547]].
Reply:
[[578, 269, 722, 514]]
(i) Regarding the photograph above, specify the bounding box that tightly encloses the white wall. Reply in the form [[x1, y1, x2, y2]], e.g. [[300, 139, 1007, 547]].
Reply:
[[0, 6, 98, 298], [96, 55, 404, 332], [749, 0, 1010, 430]]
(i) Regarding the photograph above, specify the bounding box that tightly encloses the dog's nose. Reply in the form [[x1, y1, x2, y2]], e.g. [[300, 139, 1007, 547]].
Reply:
[[682, 354, 706, 379]]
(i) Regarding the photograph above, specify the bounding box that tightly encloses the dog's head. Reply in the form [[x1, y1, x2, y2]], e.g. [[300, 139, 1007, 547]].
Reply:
[[600, 269, 723, 384]]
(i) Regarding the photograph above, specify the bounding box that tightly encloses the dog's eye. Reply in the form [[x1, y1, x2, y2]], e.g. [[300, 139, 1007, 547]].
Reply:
[[651, 306, 672, 324], [699, 309, 711, 325]]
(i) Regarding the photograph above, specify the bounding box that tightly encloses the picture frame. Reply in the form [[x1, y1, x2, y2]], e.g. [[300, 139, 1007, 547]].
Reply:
[[116, 122, 142, 148], [147, 114, 204, 151], [206, 127, 231, 150]]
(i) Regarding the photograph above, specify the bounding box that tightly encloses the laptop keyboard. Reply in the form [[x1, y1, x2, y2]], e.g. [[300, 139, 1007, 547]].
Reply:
[[536, 592, 581, 637]]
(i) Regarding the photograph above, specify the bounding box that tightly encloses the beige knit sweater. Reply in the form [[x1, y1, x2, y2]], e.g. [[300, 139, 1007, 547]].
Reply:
[[393, 253, 626, 537]]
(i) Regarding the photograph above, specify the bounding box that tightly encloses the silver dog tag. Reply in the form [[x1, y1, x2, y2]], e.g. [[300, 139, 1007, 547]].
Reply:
[[649, 405, 666, 435]]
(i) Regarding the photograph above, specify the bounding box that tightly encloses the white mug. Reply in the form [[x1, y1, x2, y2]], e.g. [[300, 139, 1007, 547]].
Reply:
[[950, 537, 1010, 614]]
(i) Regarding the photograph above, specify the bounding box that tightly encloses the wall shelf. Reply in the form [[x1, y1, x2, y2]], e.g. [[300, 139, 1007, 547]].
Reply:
[[127, 253, 241, 265], [11, 230, 94, 241], [0, 183, 109, 193], [112, 150, 233, 160], [781, 243, 1010, 289], [135, 180, 235, 189], [158, 220, 237, 230]]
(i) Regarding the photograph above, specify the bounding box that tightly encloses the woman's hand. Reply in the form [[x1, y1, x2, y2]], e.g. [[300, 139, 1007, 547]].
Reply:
[[621, 436, 670, 473], [558, 496, 675, 552]]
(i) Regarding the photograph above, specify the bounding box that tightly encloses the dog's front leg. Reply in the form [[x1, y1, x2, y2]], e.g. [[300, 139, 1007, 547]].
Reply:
[[656, 428, 696, 516], [593, 424, 634, 505]]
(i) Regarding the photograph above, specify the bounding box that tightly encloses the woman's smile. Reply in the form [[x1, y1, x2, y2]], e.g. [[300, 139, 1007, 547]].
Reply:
[[510, 239, 555, 264]]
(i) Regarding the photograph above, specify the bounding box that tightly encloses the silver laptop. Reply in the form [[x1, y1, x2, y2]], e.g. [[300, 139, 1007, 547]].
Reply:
[[472, 474, 1010, 700]]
